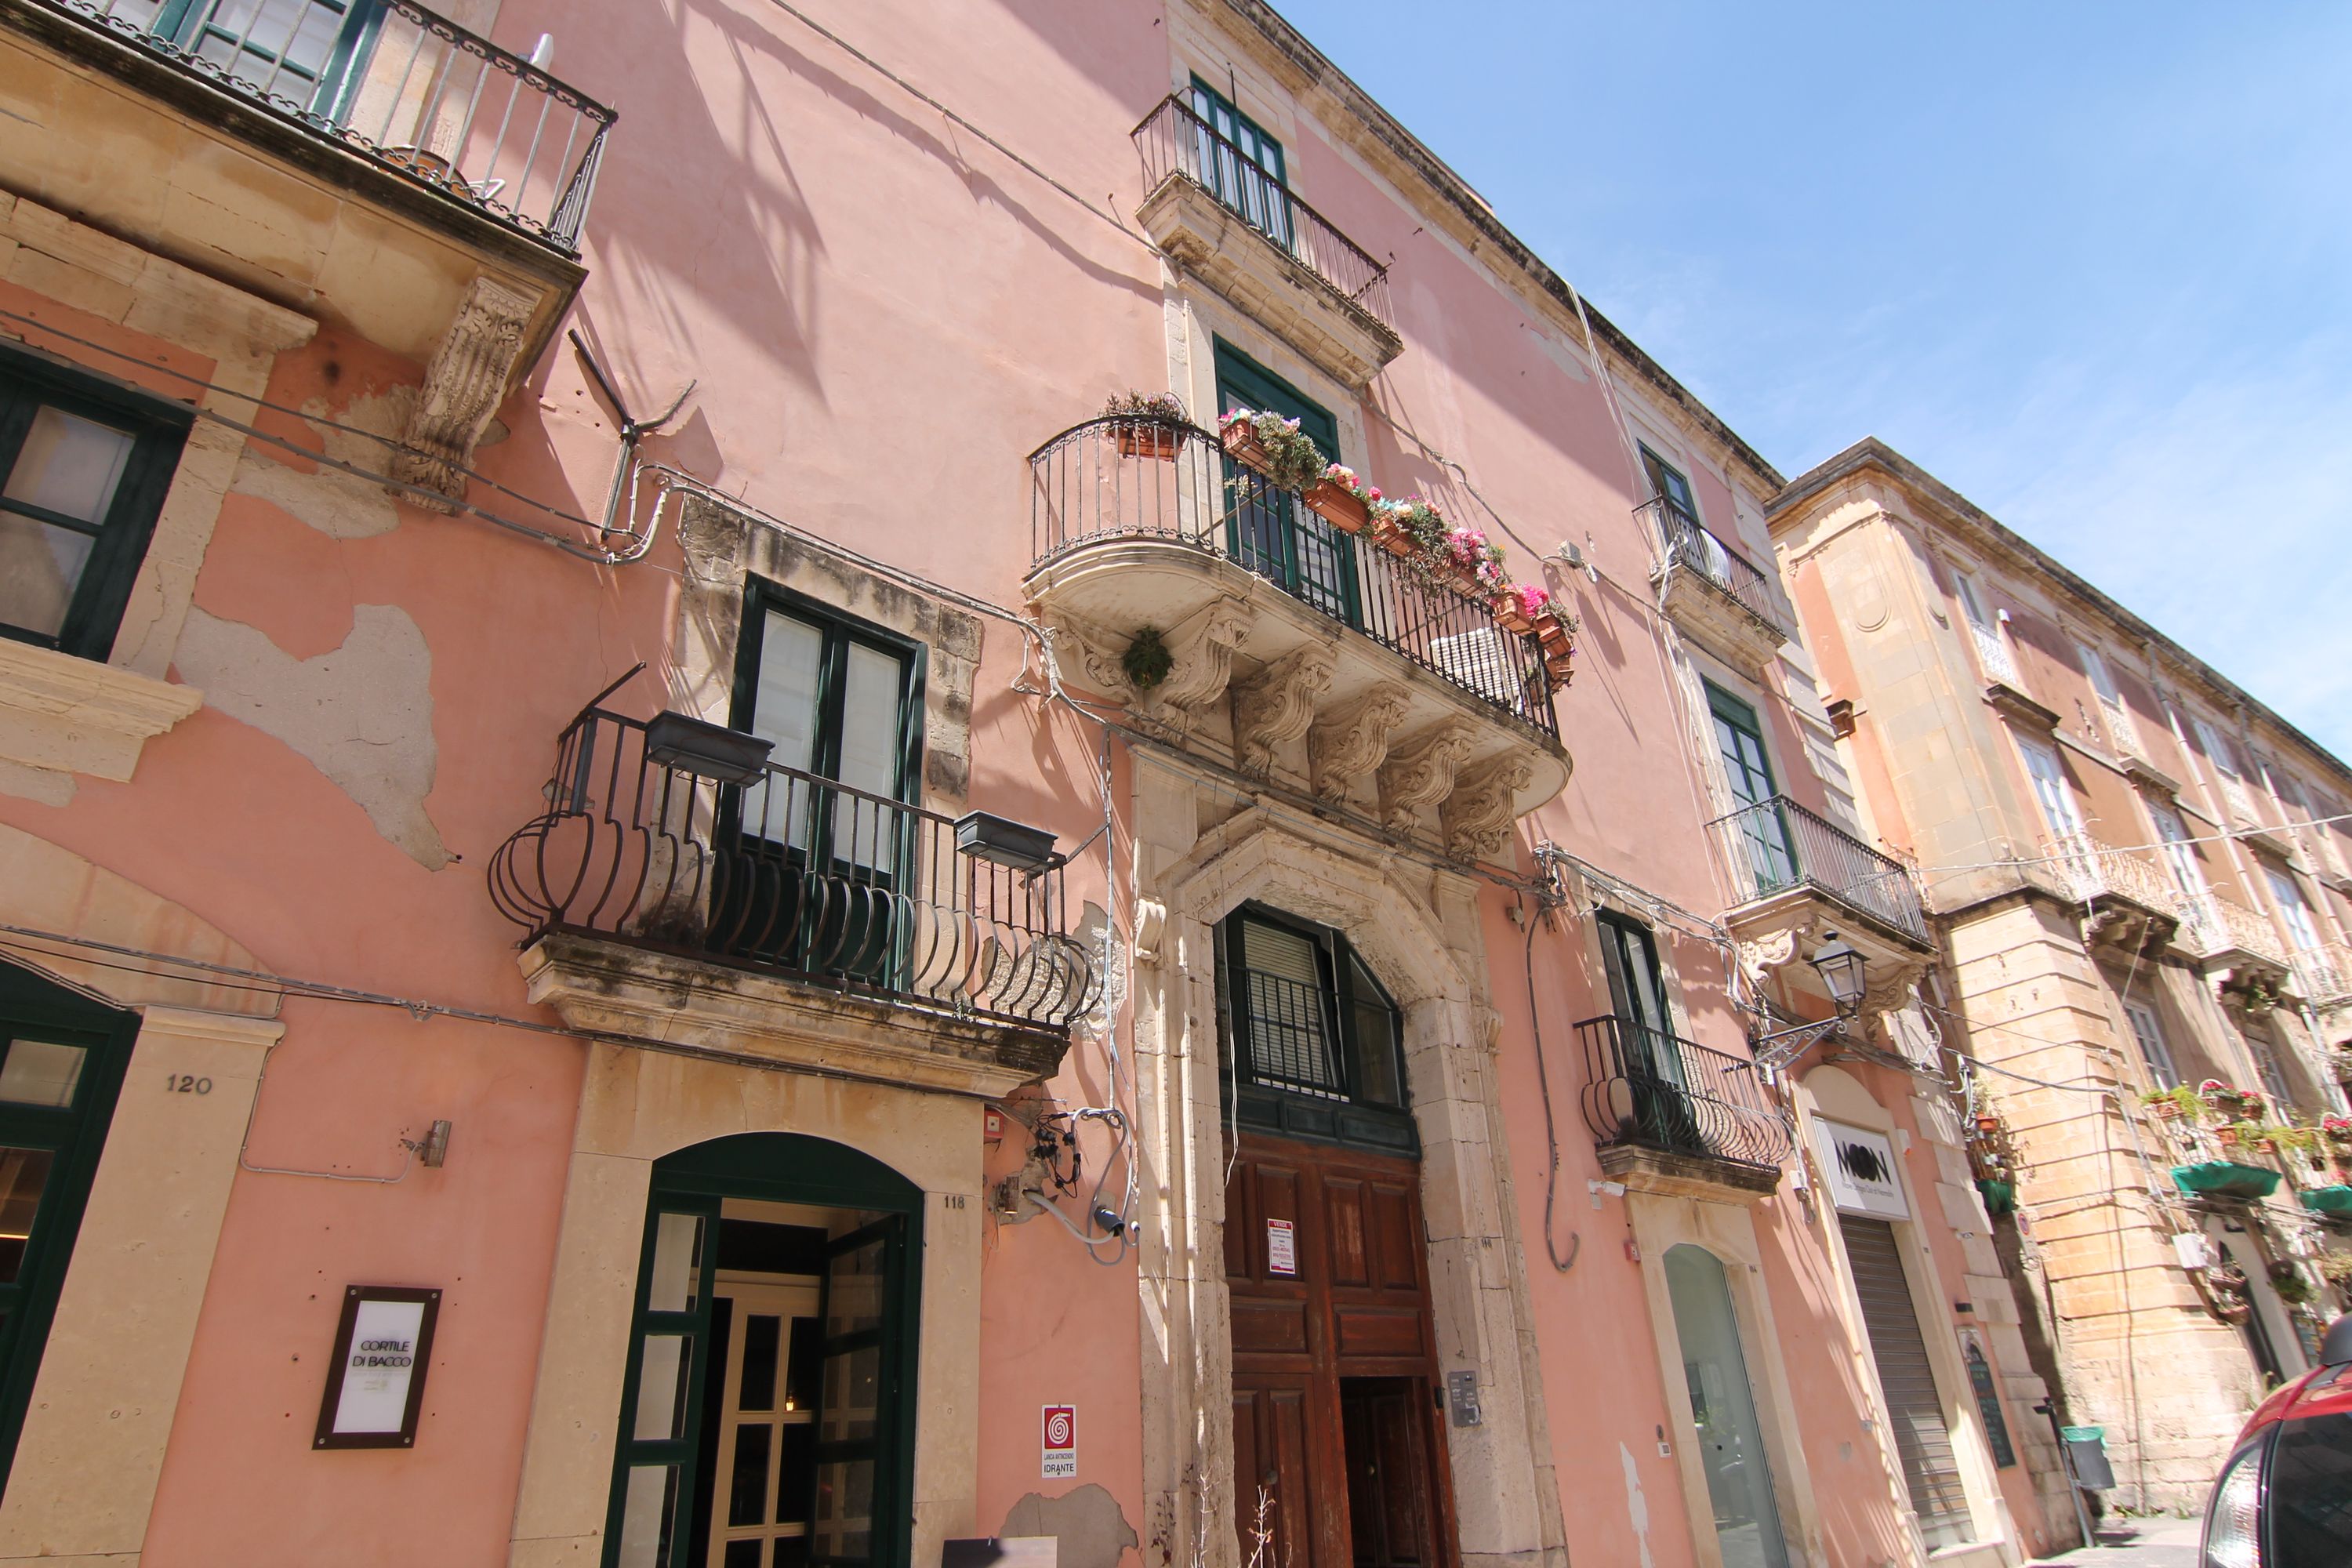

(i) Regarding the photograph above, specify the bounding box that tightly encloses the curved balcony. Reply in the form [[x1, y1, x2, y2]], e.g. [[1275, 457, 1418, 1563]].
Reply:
[[1026, 416, 1569, 860], [1577, 1015, 1791, 1198], [489, 697, 1097, 1054]]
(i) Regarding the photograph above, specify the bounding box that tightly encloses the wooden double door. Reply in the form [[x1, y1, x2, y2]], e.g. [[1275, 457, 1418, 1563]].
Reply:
[[1226, 1137, 1455, 1568]]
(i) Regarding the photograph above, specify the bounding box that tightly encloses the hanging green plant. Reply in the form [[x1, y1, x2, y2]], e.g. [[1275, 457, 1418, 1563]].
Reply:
[[1122, 626, 1174, 691], [2269, 1261, 2316, 1305]]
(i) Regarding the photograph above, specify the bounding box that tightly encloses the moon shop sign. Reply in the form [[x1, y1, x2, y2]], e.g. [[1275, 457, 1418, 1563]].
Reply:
[[314, 1285, 442, 1449]]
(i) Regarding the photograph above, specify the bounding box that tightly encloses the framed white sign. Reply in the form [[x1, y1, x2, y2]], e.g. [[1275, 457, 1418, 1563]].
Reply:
[[1815, 1119, 1910, 1220], [314, 1285, 441, 1449]]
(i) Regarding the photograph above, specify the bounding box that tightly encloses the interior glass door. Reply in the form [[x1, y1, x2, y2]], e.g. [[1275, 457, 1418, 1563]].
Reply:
[[1664, 1245, 1790, 1568]]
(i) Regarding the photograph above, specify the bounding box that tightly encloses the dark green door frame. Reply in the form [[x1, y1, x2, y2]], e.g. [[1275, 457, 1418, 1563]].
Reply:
[[0, 963, 137, 1490], [1211, 341, 1358, 626], [602, 1134, 925, 1568]]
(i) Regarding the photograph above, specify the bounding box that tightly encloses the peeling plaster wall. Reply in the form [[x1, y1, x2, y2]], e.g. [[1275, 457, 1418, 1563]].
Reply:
[[227, 388, 409, 540], [174, 604, 447, 868]]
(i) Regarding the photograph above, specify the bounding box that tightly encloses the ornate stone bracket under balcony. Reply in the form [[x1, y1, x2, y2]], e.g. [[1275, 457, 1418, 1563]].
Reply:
[[4, 0, 615, 504], [2044, 833, 2184, 959], [1132, 97, 1402, 391], [1027, 419, 1570, 862]]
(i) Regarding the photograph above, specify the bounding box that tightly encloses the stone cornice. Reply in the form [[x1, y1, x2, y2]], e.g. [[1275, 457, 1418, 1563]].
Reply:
[[0, 639, 203, 782]]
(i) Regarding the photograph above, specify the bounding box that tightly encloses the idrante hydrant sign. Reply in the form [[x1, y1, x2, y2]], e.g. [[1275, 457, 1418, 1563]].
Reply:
[[1042, 1405, 1077, 1479]]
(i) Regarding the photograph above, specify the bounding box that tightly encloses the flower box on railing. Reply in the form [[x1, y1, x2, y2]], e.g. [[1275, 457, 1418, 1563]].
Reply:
[[1304, 480, 1370, 533], [644, 710, 774, 785], [2171, 1161, 2283, 1201]]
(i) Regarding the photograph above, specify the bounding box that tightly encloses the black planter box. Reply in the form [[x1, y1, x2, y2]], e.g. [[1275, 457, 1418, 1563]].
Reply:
[[954, 811, 1058, 870], [644, 711, 774, 784]]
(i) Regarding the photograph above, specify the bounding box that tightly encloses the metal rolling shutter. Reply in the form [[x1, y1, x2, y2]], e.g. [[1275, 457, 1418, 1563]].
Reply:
[[1839, 1215, 1974, 1549]]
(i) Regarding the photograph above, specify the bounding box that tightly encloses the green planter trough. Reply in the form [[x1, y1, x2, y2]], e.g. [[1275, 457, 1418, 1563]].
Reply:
[[1975, 1178, 2016, 1217], [2298, 1185, 2352, 1217], [2171, 1162, 2283, 1200]]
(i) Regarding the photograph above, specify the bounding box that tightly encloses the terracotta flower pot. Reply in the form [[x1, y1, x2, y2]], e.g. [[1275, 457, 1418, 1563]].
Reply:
[[1370, 517, 1417, 557], [1221, 422, 1270, 473], [2218, 1127, 2240, 1147], [1491, 597, 1534, 635], [2154, 1101, 2183, 1120], [1116, 422, 1180, 461], [1976, 1115, 2000, 1134], [1304, 481, 1369, 533]]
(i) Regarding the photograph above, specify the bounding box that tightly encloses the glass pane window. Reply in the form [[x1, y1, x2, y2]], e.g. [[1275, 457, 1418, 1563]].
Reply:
[[1189, 79, 1291, 249], [615, 1464, 681, 1568], [175, 0, 361, 101], [2124, 1001, 2179, 1091], [736, 598, 913, 860], [631, 1334, 694, 1441], [1640, 446, 1697, 519], [0, 366, 185, 660], [1708, 683, 1795, 895], [2018, 740, 2082, 838], [2151, 803, 2204, 895], [2266, 866, 2322, 952], [0, 1040, 84, 1109], [0, 1149, 52, 1283], [1220, 910, 1404, 1117], [646, 1211, 706, 1314], [1664, 1245, 1791, 1568]]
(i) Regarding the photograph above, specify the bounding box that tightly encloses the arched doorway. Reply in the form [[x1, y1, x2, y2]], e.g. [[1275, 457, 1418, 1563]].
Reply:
[[604, 1133, 925, 1568], [1663, 1244, 1790, 1568]]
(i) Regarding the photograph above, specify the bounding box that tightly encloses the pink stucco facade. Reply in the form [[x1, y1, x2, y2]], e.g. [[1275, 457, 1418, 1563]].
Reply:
[[0, 2, 2070, 1566]]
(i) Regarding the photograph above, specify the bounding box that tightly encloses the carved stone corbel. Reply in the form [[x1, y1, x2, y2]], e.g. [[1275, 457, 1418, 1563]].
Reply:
[[1441, 751, 1535, 862], [1230, 642, 1337, 779], [389, 276, 535, 511], [1378, 719, 1479, 833], [1141, 598, 1254, 731], [1308, 682, 1410, 801], [1041, 612, 1131, 696]]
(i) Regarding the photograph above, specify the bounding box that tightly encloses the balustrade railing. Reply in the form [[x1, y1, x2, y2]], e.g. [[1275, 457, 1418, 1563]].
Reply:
[[34, 0, 614, 250], [1576, 1015, 1791, 1172], [2180, 893, 2295, 971], [1131, 96, 1394, 329], [2043, 830, 2186, 917], [2292, 942, 2352, 1009], [488, 697, 1096, 1033], [1641, 495, 1784, 633], [1029, 415, 1559, 739], [1709, 795, 1929, 942]]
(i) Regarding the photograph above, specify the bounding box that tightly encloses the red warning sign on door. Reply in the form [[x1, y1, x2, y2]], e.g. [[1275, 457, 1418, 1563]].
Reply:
[[1267, 1218, 1298, 1276], [1041, 1405, 1077, 1479]]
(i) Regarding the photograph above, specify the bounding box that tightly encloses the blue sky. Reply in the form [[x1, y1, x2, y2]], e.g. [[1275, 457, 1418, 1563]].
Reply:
[[1274, 1, 2352, 759]]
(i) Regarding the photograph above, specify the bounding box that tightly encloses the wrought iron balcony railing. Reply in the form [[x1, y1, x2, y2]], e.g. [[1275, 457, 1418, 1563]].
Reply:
[[1642, 495, 1784, 634], [1710, 794, 1929, 942], [1132, 96, 1394, 331], [2292, 942, 2352, 1009], [488, 695, 1096, 1034], [1576, 1015, 1791, 1173], [1029, 415, 1559, 739], [29, 0, 614, 251]]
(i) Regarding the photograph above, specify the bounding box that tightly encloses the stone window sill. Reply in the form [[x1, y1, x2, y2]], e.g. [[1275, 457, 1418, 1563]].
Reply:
[[0, 639, 203, 783]]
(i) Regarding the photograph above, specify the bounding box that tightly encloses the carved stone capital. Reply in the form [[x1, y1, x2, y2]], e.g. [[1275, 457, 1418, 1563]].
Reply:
[[1441, 751, 1535, 862], [389, 277, 535, 511], [1308, 682, 1410, 801], [1042, 612, 1131, 696], [1230, 642, 1337, 779], [1378, 719, 1479, 832]]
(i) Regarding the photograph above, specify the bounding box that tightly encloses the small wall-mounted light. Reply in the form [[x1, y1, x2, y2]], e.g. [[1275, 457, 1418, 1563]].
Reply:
[[1808, 934, 1868, 1017], [954, 811, 1060, 872]]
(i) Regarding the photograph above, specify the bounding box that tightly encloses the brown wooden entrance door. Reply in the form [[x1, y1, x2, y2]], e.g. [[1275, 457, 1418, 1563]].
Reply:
[[1226, 1136, 1454, 1568]]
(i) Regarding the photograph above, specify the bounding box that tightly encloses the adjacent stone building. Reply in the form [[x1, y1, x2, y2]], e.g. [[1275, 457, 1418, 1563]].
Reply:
[[1771, 438, 2352, 1512]]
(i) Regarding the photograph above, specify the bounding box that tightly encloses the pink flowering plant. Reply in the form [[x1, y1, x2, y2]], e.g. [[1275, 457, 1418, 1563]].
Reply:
[[1515, 583, 1551, 618], [1320, 463, 1381, 503]]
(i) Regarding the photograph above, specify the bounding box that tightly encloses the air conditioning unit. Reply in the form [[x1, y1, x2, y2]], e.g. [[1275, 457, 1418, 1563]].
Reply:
[[1429, 626, 1525, 710]]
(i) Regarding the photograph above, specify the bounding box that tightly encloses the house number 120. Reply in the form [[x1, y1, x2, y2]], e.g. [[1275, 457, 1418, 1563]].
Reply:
[[165, 1074, 213, 1094]]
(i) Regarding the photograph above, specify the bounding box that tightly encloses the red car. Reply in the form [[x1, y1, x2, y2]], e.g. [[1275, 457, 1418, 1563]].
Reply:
[[2201, 1314, 2352, 1566]]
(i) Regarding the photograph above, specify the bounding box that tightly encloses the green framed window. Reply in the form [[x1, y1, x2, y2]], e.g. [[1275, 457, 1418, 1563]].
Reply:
[[1188, 77, 1292, 249], [1595, 912, 1705, 1154], [1213, 340, 1357, 626], [0, 345, 191, 662], [1216, 905, 1409, 1153], [1706, 682, 1797, 895], [604, 1134, 924, 1568], [717, 583, 924, 983], [124, 0, 386, 114], [0, 964, 138, 1490], [1639, 445, 1697, 521]]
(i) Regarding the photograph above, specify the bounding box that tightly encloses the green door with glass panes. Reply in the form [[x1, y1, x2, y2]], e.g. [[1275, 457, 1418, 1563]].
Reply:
[[0, 964, 136, 1488], [1212, 341, 1358, 625], [1706, 683, 1797, 896], [604, 1134, 922, 1568]]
